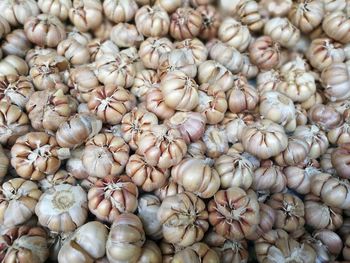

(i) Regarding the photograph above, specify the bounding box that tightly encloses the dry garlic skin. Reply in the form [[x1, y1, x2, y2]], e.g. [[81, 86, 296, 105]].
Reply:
[[160, 70, 199, 111], [214, 152, 254, 190], [96, 53, 136, 87], [106, 213, 145, 263], [218, 18, 252, 52], [88, 175, 138, 223], [277, 69, 316, 102], [0, 0, 40, 26], [249, 36, 280, 70], [307, 38, 345, 72], [289, 0, 324, 33], [208, 187, 260, 240], [323, 12, 350, 44], [242, 119, 288, 159], [24, 14, 66, 48], [321, 62, 350, 101], [103, 0, 138, 23], [35, 184, 88, 232], [264, 17, 300, 48], [170, 7, 202, 40], [58, 221, 108, 263], [0, 75, 34, 109], [171, 158, 220, 198], [56, 113, 102, 148], [135, 5, 170, 37], [158, 192, 209, 247], [87, 85, 136, 125], [11, 132, 61, 181], [0, 226, 49, 263], [255, 229, 316, 263], [259, 91, 296, 132], [0, 178, 42, 227], [138, 37, 173, 69], [137, 124, 187, 169], [121, 107, 158, 150], [0, 101, 29, 146], [69, 0, 103, 32], [209, 41, 243, 73]]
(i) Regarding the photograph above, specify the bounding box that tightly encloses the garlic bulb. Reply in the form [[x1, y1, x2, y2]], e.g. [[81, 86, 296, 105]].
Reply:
[[322, 12, 350, 44], [146, 88, 175, 120], [209, 41, 243, 73], [57, 38, 90, 65], [38, 0, 72, 21], [0, 226, 49, 263], [331, 143, 350, 179], [39, 170, 76, 191], [264, 17, 300, 48], [203, 125, 229, 158], [35, 184, 88, 232], [69, 0, 103, 32], [88, 175, 138, 223], [218, 18, 251, 52], [170, 7, 202, 40], [172, 242, 220, 263], [158, 192, 209, 246], [58, 221, 108, 263], [103, 0, 138, 23], [252, 161, 287, 193], [249, 36, 280, 70], [0, 178, 42, 227], [154, 179, 185, 201], [2, 29, 32, 58], [0, 0, 40, 26], [131, 69, 160, 101], [135, 5, 170, 37], [222, 113, 255, 143], [196, 5, 220, 40], [110, 22, 144, 48]]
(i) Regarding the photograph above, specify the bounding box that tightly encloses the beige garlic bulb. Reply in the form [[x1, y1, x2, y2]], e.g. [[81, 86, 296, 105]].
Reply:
[[274, 137, 309, 166], [242, 119, 288, 159], [175, 38, 208, 65], [158, 192, 208, 246], [87, 85, 136, 125], [203, 125, 229, 158], [38, 0, 72, 21], [308, 103, 343, 131], [172, 243, 220, 263], [0, 75, 34, 109], [0, 55, 29, 76], [264, 17, 300, 48], [0, 101, 29, 146], [172, 158, 220, 198], [240, 53, 259, 79], [321, 62, 350, 102], [284, 163, 320, 194], [218, 18, 251, 52], [56, 113, 102, 148], [26, 89, 74, 133], [57, 38, 90, 65], [25, 47, 57, 66], [209, 41, 243, 73], [170, 7, 202, 40], [137, 194, 163, 240], [255, 229, 316, 263], [0, 226, 49, 263], [154, 178, 185, 201], [103, 0, 138, 23], [165, 112, 206, 144], [208, 187, 260, 240], [137, 124, 187, 169], [24, 14, 66, 47], [252, 161, 287, 193], [39, 170, 76, 191], [110, 22, 144, 48], [135, 5, 170, 37], [0, 0, 40, 26], [138, 37, 173, 69], [222, 113, 255, 143], [198, 60, 235, 92], [160, 70, 199, 111], [249, 36, 280, 70], [304, 194, 343, 230], [2, 29, 32, 58], [0, 16, 10, 40], [88, 175, 138, 223], [323, 0, 346, 13], [259, 0, 292, 17], [82, 133, 130, 178], [267, 193, 305, 233], [289, 0, 324, 33], [121, 107, 158, 150], [146, 88, 175, 120], [293, 125, 329, 158], [237, 0, 264, 32], [259, 91, 296, 132], [11, 132, 61, 181], [323, 12, 350, 44], [215, 151, 255, 190], [331, 143, 350, 179], [96, 53, 136, 87], [0, 178, 41, 227], [307, 38, 345, 72], [87, 39, 119, 61], [58, 221, 108, 263], [35, 184, 88, 232], [131, 69, 159, 101], [106, 213, 146, 263], [157, 48, 197, 79], [69, 0, 103, 32], [256, 69, 282, 93], [196, 5, 220, 40], [195, 83, 227, 124]]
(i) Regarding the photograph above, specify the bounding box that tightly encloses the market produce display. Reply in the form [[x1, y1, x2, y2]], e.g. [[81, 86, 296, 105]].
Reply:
[[0, 0, 349, 262]]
